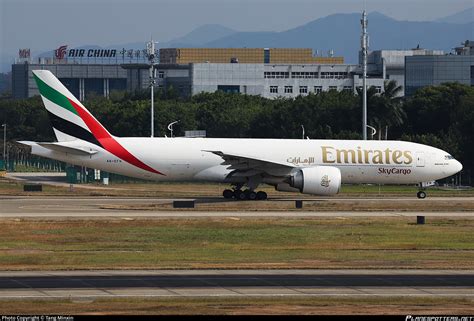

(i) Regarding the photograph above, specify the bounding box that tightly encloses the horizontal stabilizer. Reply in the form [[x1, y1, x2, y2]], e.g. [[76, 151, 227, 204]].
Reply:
[[17, 140, 99, 156], [37, 142, 98, 155]]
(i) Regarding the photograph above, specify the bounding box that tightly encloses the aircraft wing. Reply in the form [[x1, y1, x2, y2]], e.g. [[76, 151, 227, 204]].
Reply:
[[203, 150, 295, 177]]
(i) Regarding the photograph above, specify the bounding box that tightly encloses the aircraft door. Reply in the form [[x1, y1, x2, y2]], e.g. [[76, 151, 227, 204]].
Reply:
[[172, 163, 192, 178], [416, 152, 425, 167]]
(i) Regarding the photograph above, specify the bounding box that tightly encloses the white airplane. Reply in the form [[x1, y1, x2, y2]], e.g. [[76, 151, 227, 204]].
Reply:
[[20, 70, 463, 200]]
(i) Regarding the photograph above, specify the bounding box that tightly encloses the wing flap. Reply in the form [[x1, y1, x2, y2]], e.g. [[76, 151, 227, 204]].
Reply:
[[204, 150, 294, 168], [203, 150, 295, 178]]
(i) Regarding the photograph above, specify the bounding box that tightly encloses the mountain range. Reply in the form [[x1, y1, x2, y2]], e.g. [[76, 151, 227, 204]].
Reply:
[[197, 12, 473, 63], [435, 7, 473, 24], [2, 8, 473, 72]]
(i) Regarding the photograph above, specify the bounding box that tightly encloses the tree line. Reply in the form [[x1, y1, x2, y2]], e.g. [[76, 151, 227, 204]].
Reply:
[[1, 81, 473, 182]]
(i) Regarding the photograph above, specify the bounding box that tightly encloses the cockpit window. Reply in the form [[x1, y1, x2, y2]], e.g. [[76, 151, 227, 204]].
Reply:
[[445, 155, 454, 160]]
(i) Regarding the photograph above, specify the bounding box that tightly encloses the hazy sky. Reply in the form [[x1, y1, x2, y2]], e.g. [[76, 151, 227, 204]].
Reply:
[[1, 0, 473, 54]]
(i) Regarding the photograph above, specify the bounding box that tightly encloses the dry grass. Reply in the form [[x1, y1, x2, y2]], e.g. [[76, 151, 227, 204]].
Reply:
[[0, 217, 472, 270], [0, 297, 472, 315]]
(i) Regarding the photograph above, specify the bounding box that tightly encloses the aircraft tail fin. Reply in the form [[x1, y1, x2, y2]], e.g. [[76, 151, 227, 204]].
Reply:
[[32, 69, 111, 145], [32, 70, 164, 176]]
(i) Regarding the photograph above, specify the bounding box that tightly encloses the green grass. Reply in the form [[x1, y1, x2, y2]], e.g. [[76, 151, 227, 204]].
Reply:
[[0, 217, 472, 270], [0, 297, 472, 315], [0, 177, 70, 194]]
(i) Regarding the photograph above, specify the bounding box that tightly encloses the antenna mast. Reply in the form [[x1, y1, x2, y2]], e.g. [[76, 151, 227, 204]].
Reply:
[[361, 10, 368, 140], [147, 38, 158, 137]]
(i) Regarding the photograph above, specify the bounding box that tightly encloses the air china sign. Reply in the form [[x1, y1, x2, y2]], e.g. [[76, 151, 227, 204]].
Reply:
[[54, 45, 118, 59]]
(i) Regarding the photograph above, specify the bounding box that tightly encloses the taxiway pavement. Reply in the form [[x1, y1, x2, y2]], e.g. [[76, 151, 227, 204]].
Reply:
[[0, 270, 472, 299], [1, 196, 473, 218]]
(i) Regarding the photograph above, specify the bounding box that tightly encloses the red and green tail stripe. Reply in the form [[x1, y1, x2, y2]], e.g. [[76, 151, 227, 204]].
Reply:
[[34, 71, 164, 176], [34, 73, 79, 116]]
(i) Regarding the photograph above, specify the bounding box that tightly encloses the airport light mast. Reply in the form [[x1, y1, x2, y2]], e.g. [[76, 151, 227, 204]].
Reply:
[[361, 10, 369, 140], [146, 38, 158, 137], [167, 120, 179, 138], [2, 124, 6, 170]]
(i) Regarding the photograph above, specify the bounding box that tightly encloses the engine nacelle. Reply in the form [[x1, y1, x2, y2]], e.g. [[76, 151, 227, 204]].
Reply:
[[290, 166, 341, 195], [275, 183, 301, 193]]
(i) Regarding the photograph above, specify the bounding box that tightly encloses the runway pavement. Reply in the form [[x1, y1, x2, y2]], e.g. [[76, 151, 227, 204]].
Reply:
[[1, 196, 474, 218], [0, 270, 472, 299]]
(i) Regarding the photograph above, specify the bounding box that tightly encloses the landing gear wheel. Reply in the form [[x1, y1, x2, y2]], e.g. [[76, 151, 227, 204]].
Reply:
[[223, 189, 234, 199], [234, 190, 247, 201], [256, 191, 268, 200], [417, 191, 427, 199], [248, 191, 257, 201], [242, 190, 251, 201]]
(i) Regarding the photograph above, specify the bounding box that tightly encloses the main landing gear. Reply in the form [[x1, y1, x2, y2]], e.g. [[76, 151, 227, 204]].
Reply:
[[223, 188, 267, 201]]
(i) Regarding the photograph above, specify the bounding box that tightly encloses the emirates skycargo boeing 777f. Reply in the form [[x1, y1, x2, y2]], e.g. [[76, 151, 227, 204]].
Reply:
[[20, 70, 463, 200]]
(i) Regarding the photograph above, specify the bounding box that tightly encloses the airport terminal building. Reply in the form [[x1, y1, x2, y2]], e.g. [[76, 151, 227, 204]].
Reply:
[[13, 47, 351, 100], [12, 45, 467, 100], [405, 41, 474, 95]]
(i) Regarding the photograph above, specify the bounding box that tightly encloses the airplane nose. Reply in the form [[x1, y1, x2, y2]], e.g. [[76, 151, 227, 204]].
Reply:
[[452, 160, 463, 174]]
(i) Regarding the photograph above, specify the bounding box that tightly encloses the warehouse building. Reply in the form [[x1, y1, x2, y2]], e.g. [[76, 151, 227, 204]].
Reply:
[[117, 47, 351, 99], [12, 63, 127, 100], [405, 41, 474, 95], [189, 63, 384, 98], [125, 47, 382, 99], [365, 48, 444, 96], [128, 47, 444, 98], [125, 62, 384, 99]]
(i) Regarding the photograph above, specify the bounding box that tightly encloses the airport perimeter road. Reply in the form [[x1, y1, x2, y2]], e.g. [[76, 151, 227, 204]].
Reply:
[[1, 196, 474, 218], [0, 270, 472, 299]]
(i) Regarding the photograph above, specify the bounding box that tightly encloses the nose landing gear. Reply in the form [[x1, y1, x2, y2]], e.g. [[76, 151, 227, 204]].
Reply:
[[417, 191, 427, 199], [417, 181, 435, 199]]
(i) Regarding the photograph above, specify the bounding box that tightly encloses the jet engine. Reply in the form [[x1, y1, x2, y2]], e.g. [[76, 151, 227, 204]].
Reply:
[[288, 166, 341, 195]]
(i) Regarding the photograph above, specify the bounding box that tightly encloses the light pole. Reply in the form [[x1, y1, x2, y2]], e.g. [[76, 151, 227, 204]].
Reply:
[[150, 68, 155, 137], [1, 124, 6, 170], [366, 125, 376, 140], [146, 38, 159, 137], [361, 10, 369, 140], [167, 121, 179, 138]]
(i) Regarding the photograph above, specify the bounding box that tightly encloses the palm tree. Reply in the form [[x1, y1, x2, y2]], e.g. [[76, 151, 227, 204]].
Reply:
[[380, 80, 406, 139], [359, 80, 406, 140]]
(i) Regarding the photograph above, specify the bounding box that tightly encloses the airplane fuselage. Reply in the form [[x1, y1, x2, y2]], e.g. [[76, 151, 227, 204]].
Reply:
[[28, 137, 462, 185]]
